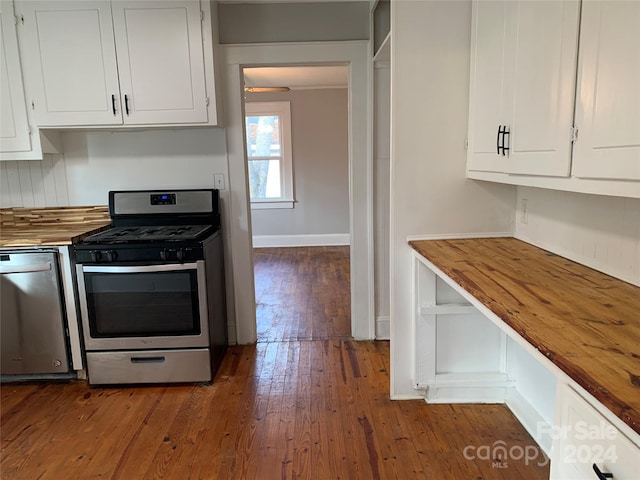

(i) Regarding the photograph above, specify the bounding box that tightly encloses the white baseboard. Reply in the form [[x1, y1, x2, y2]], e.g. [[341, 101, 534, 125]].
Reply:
[[391, 393, 426, 400], [252, 233, 350, 248], [424, 372, 514, 404], [376, 316, 390, 340]]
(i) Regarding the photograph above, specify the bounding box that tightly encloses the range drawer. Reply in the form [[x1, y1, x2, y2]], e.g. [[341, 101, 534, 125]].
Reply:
[[86, 349, 211, 385]]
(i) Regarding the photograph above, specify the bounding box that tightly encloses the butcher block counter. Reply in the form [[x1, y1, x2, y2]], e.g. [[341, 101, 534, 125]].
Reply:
[[0, 206, 110, 247], [409, 237, 640, 436]]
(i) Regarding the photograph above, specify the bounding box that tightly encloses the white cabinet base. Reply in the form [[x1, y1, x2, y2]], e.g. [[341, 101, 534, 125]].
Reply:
[[550, 384, 640, 480]]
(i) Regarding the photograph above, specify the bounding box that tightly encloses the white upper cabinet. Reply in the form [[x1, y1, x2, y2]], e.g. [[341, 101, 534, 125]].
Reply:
[[467, 0, 510, 174], [111, 1, 208, 125], [572, 1, 640, 181], [18, 1, 120, 127], [508, 1, 579, 177], [1, 0, 32, 152], [16, 0, 217, 127], [467, 0, 580, 177]]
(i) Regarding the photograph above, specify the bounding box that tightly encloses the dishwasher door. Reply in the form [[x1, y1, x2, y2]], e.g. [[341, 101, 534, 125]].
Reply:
[[0, 250, 70, 375]]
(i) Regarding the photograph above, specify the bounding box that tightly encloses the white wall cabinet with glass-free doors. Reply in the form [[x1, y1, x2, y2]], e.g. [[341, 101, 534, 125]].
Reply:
[[0, 0, 60, 160], [571, 0, 640, 182], [467, 0, 640, 198], [467, 0, 579, 177], [15, 0, 221, 128], [1, 0, 30, 154]]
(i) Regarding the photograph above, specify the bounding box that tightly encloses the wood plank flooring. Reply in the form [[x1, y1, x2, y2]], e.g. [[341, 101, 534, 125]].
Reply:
[[0, 247, 550, 479], [254, 247, 351, 341]]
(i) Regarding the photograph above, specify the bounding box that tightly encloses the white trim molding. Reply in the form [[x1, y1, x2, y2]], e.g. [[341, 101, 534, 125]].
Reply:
[[376, 315, 390, 340], [222, 40, 373, 343], [252, 233, 349, 248]]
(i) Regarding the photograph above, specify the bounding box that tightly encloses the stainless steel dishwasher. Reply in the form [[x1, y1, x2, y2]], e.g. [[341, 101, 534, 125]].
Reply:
[[0, 249, 71, 377]]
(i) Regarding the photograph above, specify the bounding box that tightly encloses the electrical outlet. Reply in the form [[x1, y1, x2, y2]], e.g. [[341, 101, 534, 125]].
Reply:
[[520, 198, 528, 224], [214, 173, 225, 190]]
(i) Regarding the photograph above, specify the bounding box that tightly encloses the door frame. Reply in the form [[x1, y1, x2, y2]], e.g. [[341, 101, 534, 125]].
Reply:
[[221, 41, 374, 343]]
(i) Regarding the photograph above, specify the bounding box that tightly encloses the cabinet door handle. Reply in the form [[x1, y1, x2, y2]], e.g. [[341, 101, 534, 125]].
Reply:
[[502, 126, 510, 157], [497, 125, 502, 155], [124, 94, 130, 116], [111, 94, 117, 115], [592, 464, 613, 479]]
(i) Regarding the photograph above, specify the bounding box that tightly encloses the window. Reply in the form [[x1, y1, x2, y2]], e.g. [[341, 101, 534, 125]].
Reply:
[[244, 101, 294, 209]]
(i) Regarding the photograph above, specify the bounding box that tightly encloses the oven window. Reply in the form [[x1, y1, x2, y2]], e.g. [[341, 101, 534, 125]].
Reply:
[[84, 270, 201, 337]]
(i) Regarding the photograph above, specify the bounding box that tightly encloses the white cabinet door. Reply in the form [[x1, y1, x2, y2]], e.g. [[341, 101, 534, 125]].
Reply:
[[1, 0, 31, 153], [17, 1, 121, 126], [550, 384, 640, 480], [572, 1, 640, 181], [507, 0, 579, 177], [467, 0, 511, 174], [111, 1, 208, 125], [467, 0, 579, 178]]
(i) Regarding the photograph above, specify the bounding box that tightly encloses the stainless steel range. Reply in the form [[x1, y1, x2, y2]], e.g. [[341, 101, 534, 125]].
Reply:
[[74, 189, 226, 385]]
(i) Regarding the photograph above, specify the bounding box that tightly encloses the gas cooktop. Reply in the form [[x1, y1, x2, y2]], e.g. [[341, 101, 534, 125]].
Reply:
[[81, 224, 216, 244]]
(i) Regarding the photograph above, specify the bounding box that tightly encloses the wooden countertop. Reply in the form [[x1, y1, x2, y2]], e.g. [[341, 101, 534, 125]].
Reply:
[[409, 237, 640, 435], [0, 206, 110, 247]]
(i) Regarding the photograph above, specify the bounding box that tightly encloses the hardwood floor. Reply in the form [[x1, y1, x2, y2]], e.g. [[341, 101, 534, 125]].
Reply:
[[254, 246, 351, 341], [0, 247, 550, 479]]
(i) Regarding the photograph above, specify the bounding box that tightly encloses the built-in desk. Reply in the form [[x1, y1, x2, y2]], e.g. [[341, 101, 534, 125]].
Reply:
[[410, 237, 639, 479]]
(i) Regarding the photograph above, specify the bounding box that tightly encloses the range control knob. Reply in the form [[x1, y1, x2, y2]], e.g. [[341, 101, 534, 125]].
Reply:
[[160, 249, 171, 261], [105, 250, 117, 262], [176, 248, 185, 261], [91, 250, 103, 262]]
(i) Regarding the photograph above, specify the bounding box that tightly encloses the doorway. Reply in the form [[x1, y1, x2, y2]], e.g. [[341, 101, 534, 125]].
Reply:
[[242, 65, 352, 341], [221, 41, 373, 345]]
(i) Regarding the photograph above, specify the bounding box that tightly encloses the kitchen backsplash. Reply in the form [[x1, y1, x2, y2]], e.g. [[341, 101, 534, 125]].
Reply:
[[515, 187, 640, 286], [0, 155, 69, 208]]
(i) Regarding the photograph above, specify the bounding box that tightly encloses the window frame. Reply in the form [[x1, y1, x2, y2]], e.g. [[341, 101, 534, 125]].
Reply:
[[244, 101, 294, 209]]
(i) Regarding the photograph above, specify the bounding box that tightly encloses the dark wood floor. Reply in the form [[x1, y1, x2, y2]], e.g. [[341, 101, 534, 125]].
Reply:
[[0, 247, 550, 479]]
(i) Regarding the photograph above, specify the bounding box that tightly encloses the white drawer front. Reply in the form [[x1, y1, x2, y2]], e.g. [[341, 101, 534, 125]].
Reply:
[[551, 384, 640, 480]]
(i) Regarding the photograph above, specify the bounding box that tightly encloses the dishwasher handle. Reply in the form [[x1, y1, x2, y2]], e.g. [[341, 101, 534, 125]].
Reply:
[[0, 263, 52, 275]]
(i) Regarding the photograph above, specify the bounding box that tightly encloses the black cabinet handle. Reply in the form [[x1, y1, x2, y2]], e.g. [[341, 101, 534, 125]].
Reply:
[[593, 464, 613, 479], [496, 125, 502, 155], [130, 356, 165, 364], [502, 126, 510, 157], [111, 94, 117, 115], [124, 94, 130, 115]]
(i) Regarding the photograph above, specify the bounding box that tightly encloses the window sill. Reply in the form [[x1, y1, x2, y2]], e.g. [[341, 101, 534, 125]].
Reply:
[[250, 200, 294, 210]]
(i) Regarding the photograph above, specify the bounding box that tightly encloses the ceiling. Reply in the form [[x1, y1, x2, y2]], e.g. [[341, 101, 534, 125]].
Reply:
[[243, 65, 348, 90]]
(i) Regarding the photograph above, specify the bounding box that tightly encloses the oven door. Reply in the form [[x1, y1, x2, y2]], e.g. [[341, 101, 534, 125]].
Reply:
[[76, 262, 209, 350]]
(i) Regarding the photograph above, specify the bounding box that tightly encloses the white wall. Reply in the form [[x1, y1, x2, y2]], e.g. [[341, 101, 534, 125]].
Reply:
[[515, 187, 640, 287], [246, 88, 350, 243], [389, 0, 516, 399]]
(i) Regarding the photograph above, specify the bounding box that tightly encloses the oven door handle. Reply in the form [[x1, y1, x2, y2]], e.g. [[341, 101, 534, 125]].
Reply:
[[80, 263, 200, 274]]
